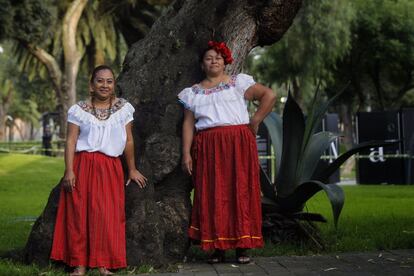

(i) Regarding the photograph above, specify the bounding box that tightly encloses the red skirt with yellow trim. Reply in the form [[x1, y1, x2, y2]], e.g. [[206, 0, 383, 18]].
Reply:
[[188, 124, 264, 251], [50, 151, 126, 268]]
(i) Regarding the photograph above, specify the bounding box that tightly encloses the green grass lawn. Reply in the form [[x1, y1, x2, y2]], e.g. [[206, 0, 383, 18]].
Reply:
[[251, 185, 414, 257], [1, 153, 414, 274], [0, 154, 64, 254], [308, 185, 414, 252], [0, 153, 64, 275]]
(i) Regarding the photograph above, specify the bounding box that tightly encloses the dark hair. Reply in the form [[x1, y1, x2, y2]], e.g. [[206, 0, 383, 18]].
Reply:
[[90, 65, 115, 83], [199, 47, 212, 63]]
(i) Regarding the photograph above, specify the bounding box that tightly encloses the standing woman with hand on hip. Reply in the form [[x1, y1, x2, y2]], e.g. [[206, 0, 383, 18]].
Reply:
[[50, 65, 147, 276], [178, 41, 277, 264]]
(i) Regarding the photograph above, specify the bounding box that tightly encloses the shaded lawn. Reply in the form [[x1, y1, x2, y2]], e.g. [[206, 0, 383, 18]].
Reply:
[[0, 154, 64, 275], [252, 185, 414, 256], [307, 185, 414, 252], [0, 154, 64, 255]]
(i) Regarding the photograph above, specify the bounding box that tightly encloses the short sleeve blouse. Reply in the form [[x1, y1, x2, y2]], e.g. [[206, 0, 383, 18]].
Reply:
[[177, 73, 256, 130], [67, 98, 135, 157]]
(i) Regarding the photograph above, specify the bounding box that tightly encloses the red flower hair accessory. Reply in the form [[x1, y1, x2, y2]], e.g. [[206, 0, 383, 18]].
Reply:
[[207, 41, 234, 64]]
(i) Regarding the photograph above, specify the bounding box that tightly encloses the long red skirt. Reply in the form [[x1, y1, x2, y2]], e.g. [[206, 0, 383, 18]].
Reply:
[[50, 151, 126, 269], [188, 125, 264, 251]]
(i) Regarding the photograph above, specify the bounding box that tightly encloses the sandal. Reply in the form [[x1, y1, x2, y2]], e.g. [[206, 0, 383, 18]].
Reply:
[[98, 267, 114, 275], [236, 248, 251, 264], [207, 249, 226, 264], [69, 266, 86, 276]]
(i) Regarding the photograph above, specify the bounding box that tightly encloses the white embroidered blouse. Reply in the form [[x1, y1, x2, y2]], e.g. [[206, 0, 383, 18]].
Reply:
[[177, 73, 256, 130], [67, 98, 135, 157]]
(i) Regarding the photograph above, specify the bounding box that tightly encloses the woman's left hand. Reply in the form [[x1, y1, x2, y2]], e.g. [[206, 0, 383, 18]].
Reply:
[[248, 118, 260, 136], [126, 169, 147, 188]]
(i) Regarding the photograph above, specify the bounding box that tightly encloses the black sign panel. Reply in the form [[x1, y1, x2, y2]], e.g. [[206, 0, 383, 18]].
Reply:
[[356, 111, 405, 184], [400, 108, 414, 184]]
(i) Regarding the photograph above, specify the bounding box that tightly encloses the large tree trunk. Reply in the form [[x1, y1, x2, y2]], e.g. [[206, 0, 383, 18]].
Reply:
[[24, 0, 302, 267], [62, 0, 87, 108], [339, 102, 355, 176], [339, 103, 353, 151]]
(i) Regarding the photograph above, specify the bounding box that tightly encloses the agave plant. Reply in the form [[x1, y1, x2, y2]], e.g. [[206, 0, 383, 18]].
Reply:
[[260, 89, 397, 232]]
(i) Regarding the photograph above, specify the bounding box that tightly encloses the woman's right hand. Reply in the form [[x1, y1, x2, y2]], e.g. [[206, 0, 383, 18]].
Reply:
[[182, 153, 193, 175], [62, 170, 76, 192]]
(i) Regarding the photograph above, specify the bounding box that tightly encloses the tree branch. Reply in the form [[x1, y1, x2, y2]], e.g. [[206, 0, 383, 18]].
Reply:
[[23, 42, 63, 100], [255, 0, 303, 45], [63, 0, 88, 63], [62, 0, 88, 105]]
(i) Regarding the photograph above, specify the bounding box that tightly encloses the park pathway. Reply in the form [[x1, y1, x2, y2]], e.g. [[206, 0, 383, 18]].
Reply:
[[137, 249, 413, 276]]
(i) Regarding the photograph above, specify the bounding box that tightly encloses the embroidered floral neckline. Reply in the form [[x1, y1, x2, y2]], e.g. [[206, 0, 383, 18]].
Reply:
[[77, 98, 127, 120], [192, 75, 237, 95]]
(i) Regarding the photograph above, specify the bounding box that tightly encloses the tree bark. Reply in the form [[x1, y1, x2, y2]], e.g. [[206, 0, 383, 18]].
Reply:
[[339, 103, 353, 150], [24, 0, 302, 267], [62, 0, 88, 108]]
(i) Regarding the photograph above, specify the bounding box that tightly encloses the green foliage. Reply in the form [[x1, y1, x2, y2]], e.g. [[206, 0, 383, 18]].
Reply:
[[248, 0, 414, 110], [248, 0, 355, 106], [0, 1, 13, 41], [0, 0, 56, 44], [330, 0, 414, 110], [0, 42, 54, 128]]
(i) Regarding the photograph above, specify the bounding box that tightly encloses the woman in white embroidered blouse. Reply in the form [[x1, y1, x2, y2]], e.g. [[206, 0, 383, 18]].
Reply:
[[178, 41, 277, 264], [50, 65, 146, 276]]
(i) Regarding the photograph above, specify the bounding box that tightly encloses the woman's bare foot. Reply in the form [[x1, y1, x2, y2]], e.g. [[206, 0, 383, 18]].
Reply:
[[69, 266, 86, 276], [98, 267, 114, 275]]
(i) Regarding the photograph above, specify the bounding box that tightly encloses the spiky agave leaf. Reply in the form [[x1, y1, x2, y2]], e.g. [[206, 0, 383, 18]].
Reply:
[[276, 180, 344, 227], [312, 140, 400, 183], [260, 165, 277, 201], [301, 83, 349, 156], [298, 131, 338, 183], [263, 112, 283, 177], [276, 92, 305, 197]]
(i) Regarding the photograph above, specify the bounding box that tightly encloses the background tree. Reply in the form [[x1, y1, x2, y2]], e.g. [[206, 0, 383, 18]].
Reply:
[[247, 0, 354, 109], [0, 0, 88, 139], [0, 0, 171, 138], [24, 0, 303, 267], [0, 41, 52, 141], [327, 0, 414, 150]]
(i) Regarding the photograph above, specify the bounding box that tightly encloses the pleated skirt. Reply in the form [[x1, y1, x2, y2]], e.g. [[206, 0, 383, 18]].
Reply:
[[188, 124, 264, 251], [50, 151, 126, 268]]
